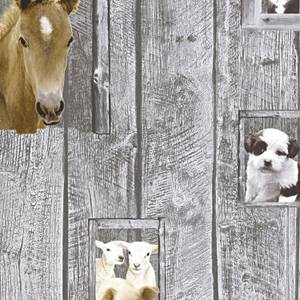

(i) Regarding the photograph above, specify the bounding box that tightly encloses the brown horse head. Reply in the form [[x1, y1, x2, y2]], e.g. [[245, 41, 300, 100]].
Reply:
[[14, 0, 79, 125]]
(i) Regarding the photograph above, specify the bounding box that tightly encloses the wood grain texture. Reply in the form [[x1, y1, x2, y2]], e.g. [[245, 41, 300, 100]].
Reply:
[[216, 0, 299, 299], [92, 0, 110, 134], [67, 0, 137, 298], [0, 2, 64, 300], [141, 0, 214, 298], [0, 129, 64, 299]]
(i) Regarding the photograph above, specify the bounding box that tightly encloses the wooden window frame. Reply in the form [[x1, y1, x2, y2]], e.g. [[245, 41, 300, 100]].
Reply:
[[242, 0, 300, 30], [88, 218, 166, 300], [238, 110, 300, 207]]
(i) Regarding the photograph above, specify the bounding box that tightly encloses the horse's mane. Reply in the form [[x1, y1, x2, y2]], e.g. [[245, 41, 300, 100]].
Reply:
[[0, 4, 20, 41]]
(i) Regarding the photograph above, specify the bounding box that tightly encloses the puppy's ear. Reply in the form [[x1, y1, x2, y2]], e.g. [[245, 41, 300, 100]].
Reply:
[[102, 288, 116, 300], [244, 134, 255, 153], [288, 138, 299, 158], [140, 287, 159, 300]]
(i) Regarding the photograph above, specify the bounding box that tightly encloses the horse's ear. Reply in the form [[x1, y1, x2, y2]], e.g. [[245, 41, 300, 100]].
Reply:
[[15, 0, 31, 10], [59, 0, 80, 14]]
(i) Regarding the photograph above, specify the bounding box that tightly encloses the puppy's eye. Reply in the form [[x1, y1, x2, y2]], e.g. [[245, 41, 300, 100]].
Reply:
[[106, 248, 110, 252], [67, 36, 74, 47], [276, 150, 287, 156], [19, 37, 29, 48]]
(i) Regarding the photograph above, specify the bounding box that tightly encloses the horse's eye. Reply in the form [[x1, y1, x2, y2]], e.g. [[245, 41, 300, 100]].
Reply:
[[67, 36, 74, 47], [19, 37, 28, 48]]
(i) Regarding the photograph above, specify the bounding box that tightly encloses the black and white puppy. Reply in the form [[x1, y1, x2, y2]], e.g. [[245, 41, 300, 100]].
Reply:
[[268, 0, 299, 13], [244, 128, 300, 203]]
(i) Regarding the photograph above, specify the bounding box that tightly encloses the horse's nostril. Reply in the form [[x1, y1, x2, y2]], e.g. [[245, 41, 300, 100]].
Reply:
[[55, 101, 64, 115], [36, 102, 47, 118]]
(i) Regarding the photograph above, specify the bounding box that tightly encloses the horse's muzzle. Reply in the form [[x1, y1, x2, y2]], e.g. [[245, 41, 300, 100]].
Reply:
[[36, 101, 64, 125]]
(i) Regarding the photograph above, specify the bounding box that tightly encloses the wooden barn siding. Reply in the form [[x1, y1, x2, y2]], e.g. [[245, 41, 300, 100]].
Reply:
[[67, 0, 138, 299], [215, 1, 300, 300], [141, 0, 215, 299], [0, 1, 65, 300], [1, 0, 300, 299]]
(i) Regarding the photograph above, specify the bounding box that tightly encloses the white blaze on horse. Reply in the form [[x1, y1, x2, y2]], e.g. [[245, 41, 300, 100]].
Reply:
[[0, 0, 79, 133]]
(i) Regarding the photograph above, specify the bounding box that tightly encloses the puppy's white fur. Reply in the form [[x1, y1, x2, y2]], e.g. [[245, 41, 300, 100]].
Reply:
[[245, 128, 298, 203]]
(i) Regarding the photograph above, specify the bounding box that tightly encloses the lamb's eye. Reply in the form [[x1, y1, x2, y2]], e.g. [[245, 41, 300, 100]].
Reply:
[[19, 37, 29, 48], [106, 248, 110, 252], [146, 252, 150, 256], [128, 251, 131, 255], [67, 36, 74, 47], [276, 150, 287, 156]]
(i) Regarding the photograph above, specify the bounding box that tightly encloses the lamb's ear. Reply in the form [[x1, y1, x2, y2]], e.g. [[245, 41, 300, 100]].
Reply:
[[59, 0, 80, 14], [288, 138, 299, 158], [140, 287, 159, 300], [14, 0, 31, 10], [150, 245, 159, 254], [95, 240, 105, 250], [102, 288, 116, 300]]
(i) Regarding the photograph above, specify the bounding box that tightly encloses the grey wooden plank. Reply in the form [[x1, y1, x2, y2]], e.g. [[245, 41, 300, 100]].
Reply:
[[0, 129, 64, 299], [141, 0, 214, 298], [240, 110, 300, 118], [216, 0, 299, 298], [0, 2, 64, 300], [92, 0, 110, 134], [90, 218, 160, 229], [67, 0, 137, 298]]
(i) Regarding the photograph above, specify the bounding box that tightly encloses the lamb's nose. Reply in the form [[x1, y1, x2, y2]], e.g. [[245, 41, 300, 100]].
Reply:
[[119, 256, 124, 261], [264, 160, 272, 167], [133, 263, 140, 269]]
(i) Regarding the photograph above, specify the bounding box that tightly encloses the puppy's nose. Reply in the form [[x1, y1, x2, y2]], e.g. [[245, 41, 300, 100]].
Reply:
[[264, 160, 272, 167], [118, 256, 124, 261], [133, 263, 140, 269]]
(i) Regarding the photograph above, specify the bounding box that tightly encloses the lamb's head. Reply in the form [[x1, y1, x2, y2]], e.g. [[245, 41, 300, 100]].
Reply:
[[95, 240, 125, 266], [120, 242, 158, 274]]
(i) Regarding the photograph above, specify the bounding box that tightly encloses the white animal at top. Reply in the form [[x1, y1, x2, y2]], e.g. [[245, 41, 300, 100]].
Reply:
[[97, 278, 159, 300], [120, 241, 159, 289], [95, 241, 125, 298]]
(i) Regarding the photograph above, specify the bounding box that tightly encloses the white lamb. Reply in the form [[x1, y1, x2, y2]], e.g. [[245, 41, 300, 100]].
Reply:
[[95, 240, 125, 299], [120, 242, 158, 289], [97, 278, 159, 300]]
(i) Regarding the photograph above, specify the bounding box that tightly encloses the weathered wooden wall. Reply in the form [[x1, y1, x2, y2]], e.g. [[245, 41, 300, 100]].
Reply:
[[215, 0, 300, 299], [0, 1, 65, 299], [1, 0, 300, 299]]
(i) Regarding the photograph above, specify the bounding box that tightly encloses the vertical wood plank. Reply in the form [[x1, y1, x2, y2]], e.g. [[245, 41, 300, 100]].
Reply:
[[92, 0, 110, 134], [216, 0, 299, 299], [141, 0, 214, 298], [67, 0, 137, 298], [0, 2, 64, 300], [0, 129, 64, 299]]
